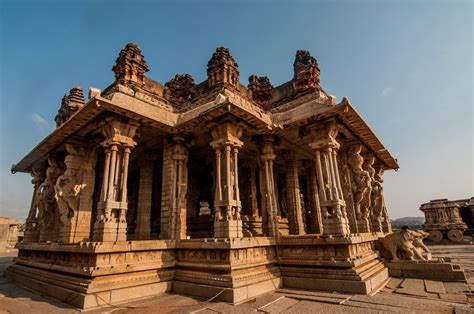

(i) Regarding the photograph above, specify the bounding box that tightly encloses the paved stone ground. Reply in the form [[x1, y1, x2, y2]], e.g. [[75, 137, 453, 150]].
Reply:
[[1, 246, 473, 313]]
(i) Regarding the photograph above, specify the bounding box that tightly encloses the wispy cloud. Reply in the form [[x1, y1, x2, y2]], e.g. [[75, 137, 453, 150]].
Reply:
[[381, 87, 393, 96], [32, 113, 53, 132]]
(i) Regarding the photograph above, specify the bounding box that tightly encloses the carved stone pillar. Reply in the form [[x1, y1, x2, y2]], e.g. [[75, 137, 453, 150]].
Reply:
[[56, 142, 98, 243], [210, 122, 243, 238], [369, 163, 386, 233], [284, 152, 305, 235], [159, 135, 189, 240], [347, 144, 372, 233], [249, 162, 259, 218], [135, 155, 154, 240], [171, 136, 188, 240], [309, 122, 350, 236], [93, 118, 139, 242], [23, 168, 45, 243], [38, 156, 62, 242], [260, 136, 279, 237], [306, 162, 323, 234]]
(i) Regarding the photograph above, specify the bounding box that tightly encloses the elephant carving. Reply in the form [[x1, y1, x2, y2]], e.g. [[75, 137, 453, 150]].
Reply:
[[381, 227, 431, 261]]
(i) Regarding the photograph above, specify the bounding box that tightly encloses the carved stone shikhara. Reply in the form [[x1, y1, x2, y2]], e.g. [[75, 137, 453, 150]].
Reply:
[[9, 43, 403, 309], [293, 50, 321, 90], [54, 87, 85, 127]]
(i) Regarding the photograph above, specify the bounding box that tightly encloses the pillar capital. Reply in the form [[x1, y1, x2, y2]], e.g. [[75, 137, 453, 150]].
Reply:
[[210, 121, 243, 149], [100, 117, 140, 148], [309, 120, 341, 151], [261, 136, 276, 161], [171, 134, 189, 161]]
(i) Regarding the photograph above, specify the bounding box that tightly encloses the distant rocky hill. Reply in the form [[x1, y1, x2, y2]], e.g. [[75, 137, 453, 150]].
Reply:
[[391, 217, 425, 229]]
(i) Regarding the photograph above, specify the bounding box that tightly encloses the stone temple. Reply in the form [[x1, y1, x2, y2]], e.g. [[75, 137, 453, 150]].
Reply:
[[7, 44, 400, 309]]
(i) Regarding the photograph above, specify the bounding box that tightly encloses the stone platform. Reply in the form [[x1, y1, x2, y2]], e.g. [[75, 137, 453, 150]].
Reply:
[[1, 250, 473, 313], [5, 234, 389, 309]]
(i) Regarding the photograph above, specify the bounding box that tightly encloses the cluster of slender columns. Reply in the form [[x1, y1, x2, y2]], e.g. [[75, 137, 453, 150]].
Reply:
[[25, 117, 393, 243], [93, 118, 139, 242], [210, 122, 243, 238], [309, 126, 350, 235]]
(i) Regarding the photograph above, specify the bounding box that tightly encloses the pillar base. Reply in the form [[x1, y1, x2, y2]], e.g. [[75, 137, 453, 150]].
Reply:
[[357, 219, 371, 233], [371, 219, 383, 233], [214, 220, 243, 238], [322, 216, 350, 235], [93, 221, 127, 242], [23, 229, 39, 243]]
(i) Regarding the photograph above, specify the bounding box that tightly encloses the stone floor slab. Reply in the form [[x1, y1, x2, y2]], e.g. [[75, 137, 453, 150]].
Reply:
[[386, 278, 403, 290], [261, 296, 299, 313], [438, 293, 468, 303], [443, 282, 470, 294], [396, 278, 427, 297], [424, 280, 446, 294]]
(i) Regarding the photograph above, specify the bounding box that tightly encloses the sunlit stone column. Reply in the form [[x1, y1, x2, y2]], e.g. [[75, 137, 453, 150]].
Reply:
[[210, 121, 243, 238], [93, 117, 139, 242], [309, 122, 350, 236]]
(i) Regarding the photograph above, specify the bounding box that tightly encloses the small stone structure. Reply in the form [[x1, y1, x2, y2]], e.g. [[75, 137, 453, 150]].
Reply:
[[420, 198, 473, 243], [380, 227, 467, 282], [0, 217, 21, 251], [7, 43, 399, 309]]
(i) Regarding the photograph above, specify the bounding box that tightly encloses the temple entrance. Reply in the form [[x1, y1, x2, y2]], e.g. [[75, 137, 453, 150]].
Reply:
[[186, 145, 215, 238]]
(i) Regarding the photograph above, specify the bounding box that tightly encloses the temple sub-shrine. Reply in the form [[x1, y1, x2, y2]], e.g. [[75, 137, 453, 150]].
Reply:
[[7, 44, 399, 309]]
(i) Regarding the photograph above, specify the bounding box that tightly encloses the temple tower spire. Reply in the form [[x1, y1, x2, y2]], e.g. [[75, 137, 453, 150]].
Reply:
[[112, 43, 149, 86], [207, 47, 240, 89]]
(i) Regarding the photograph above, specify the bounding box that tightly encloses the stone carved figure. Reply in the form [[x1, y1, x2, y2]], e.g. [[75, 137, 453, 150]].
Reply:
[[382, 227, 431, 261], [370, 165, 386, 230], [347, 145, 372, 220], [362, 154, 375, 210], [37, 156, 62, 237], [55, 144, 96, 227], [199, 202, 211, 216]]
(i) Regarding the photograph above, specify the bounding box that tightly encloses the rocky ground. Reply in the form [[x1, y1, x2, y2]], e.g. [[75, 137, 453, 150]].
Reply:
[[0, 245, 473, 313]]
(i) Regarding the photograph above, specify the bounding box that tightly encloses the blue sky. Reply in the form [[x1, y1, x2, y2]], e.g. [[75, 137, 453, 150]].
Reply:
[[0, 0, 472, 220]]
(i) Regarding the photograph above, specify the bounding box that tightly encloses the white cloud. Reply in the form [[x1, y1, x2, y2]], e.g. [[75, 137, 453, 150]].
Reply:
[[381, 87, 393, 96], [32, 113, 52, 132]]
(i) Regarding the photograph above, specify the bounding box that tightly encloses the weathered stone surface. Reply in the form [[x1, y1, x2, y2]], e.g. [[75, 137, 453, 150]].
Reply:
[[424, 280, 446, 294], [7, 43, 404, 309], [396, 278, 427, 297]]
